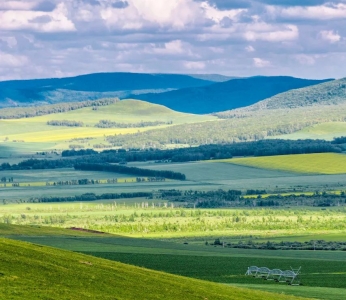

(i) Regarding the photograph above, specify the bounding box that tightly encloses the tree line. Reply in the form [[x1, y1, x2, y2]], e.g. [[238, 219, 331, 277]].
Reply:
[[74, 163, 186, 180], [63, 139, 343, 163], [95, 120, 171, 128], [0, 139, 343, 172], [0, 98, 119, 119], [28, 192, 152, 203], [47, 120, 84, 127]]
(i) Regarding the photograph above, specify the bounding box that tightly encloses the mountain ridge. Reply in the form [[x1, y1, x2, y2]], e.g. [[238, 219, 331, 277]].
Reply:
[[132, 76, 333, 114], [0, 72, 214, 108]]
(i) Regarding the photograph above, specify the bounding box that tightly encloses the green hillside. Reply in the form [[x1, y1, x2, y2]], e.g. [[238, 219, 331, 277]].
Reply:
[[0, 238, 302, 300], [271, 122, 346, 140], [233, 77, 346, 111], [0, 99, 216, 152], [107, 78, 346, 148]]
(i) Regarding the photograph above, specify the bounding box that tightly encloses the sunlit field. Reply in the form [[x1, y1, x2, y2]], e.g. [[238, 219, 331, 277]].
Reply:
[[219, 153, 346, 174]]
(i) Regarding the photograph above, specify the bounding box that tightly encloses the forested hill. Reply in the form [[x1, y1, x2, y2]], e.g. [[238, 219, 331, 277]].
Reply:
[[0, 73, 213, 108], [131, 76, 333, 114], [216, 77, 346, 117]]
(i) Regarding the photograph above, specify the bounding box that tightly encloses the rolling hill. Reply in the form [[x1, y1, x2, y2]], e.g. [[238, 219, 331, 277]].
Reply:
[[132, 76, 333, 114], [0, 99, 217, 153], [0, 72, 214, 108], [227, 77, 346, 112], [0, 237, 302, 300], [104, 77, 346, 148]]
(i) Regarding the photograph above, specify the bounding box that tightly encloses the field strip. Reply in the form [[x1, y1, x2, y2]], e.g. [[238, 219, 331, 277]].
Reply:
[[213, 153, 346, 174], [242, 190, 343, 199], [230, 284, 346, 300], [0, 177, 169, 188]]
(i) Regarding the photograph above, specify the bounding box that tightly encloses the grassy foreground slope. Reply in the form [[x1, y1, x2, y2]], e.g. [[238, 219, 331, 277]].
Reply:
[[221, 153, 346, 174], [0, 238, 302, 300]]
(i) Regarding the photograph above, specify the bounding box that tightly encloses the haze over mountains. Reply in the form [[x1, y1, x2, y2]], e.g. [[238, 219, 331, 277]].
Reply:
[[0, 73, 333, 113]]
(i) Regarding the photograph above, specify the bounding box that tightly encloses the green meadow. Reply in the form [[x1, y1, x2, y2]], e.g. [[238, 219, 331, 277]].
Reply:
[[2, 237, 304, 300], [2, 201, 346, 238], [272, 122, 346, 141], [1, 222, 345, 300], [218, 153, 346, 175], [0, 99, 216, 150]]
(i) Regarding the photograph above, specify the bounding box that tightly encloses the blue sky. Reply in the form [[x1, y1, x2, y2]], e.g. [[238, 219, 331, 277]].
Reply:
[[0, 0, 345, 80]]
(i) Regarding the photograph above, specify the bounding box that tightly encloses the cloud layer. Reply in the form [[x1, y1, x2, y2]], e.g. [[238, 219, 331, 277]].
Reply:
[[0, 0, 345, 80]]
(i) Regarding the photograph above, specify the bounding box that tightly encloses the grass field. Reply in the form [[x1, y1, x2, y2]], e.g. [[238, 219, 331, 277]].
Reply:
[[0, 100, 216, 149], [2, 223, 345, 300], [2, 201, 346, 238], [3, 162, 346, 201], [272, 122, 346, 141], [1, 238, 301, 300], [218, 153, 346, 175]]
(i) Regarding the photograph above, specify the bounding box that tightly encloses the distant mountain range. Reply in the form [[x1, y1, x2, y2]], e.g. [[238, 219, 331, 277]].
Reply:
[[0, 73, 333, 113], [133, 76, 333, 114], [0, 73, 213, 108]]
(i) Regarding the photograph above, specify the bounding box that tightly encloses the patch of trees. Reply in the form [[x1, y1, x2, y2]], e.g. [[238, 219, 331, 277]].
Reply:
[[156, 188, 346, 208], [157, 189, 242, 207], [246, 190, 267, 195], [47, 120, 84, 127], [28, 192, 152, 203], [63, 139, 342, 162], [1, 177, 14, 183], [1, 139, 342, 172], [62, 149, 98, 156], [210, 239, 346, 251], [95, 120, 171, 128], [332, 136, 346, 144], [74, 163, 186, 180], [0, 98, 119, 119]]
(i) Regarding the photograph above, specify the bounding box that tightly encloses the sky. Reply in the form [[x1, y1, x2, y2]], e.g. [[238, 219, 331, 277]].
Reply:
[[0, 0, 345, 80]]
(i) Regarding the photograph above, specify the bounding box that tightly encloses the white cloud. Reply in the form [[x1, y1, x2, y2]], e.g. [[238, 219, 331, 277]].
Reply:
[[153, 40, 185, 54], [245, 45, 255, 52], [0, 36, 18, 48], [244, 24, 298, 42], [200, 1, 246, 23], [295, 54, 316, 66], [0, 2, 76, 32], [0, 0, 345, 80], [0, 51, 28, 67], [0, 1, 37, 10], [184, 61, 206, 70], [253, 57, 271, 68], [268, 3, 346, 20], [320, 30, 341, 43], [100, 0, 204, 30]]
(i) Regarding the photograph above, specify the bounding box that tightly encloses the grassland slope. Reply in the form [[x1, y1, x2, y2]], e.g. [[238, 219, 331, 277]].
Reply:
[[216, 77, 346, 115], [0, 100, 216, 146], [220, 153, 346, 174], [0, 238, 302, 300]]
